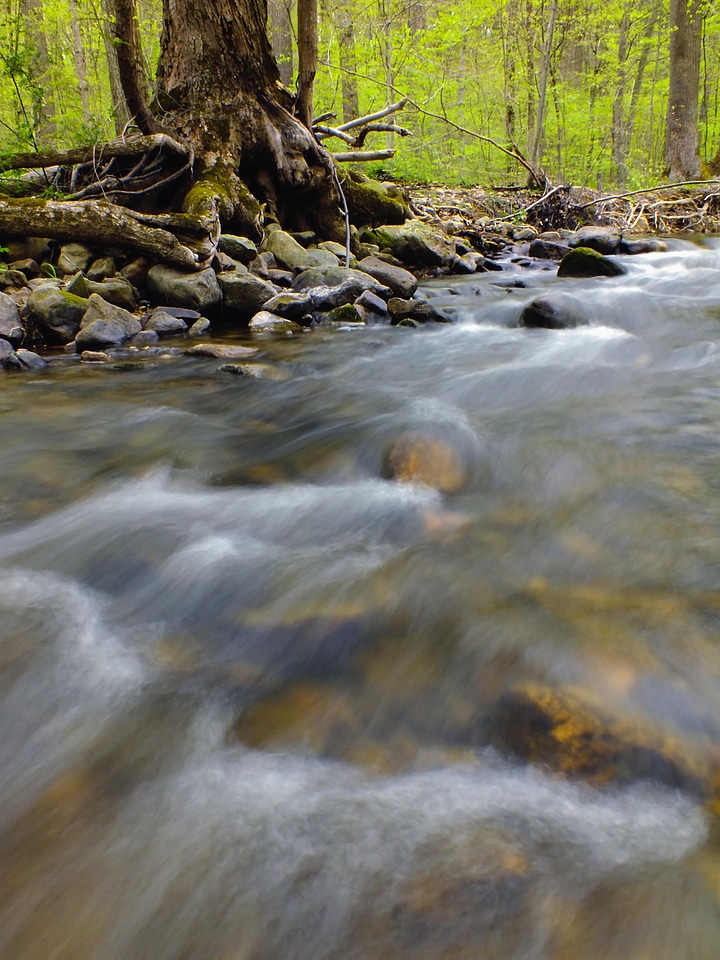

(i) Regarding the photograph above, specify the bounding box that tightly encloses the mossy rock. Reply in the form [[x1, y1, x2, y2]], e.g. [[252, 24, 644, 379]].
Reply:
[[341, 171, 411, 227], [557, 246, 626, 278]]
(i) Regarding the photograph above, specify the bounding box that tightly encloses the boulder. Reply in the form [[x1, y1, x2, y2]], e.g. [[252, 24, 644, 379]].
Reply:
[[569, 226, 621, 255], [383, 430, 471, 493], [8, 258, 40, 279], [0, 268, 33, 290], [293, 268, 390, 300], [528, 238, 571, 261], [265, 231, 338, 271], [121, 257, 152, 288], [147, 265, 222, 311], [218, 235, 258, 264], [365, 221, 456, 267], [188, 318, 211, 336], [87, 278, 138, 311], [518, 293, 586, 329], [143, 310, 188, 337], [57, 242, 94, 275], [355, 290, 390, 322], [27, 287, 88, 344], [6, 238, 51, 263], [324, 304, 365, 324], [75, 294, 141, 349], [557, 246, 626, 278], [388, 297, 450, 325], [0, 292, 23, 346], [618, 238, 668, 255], [248, 311, 303, 333], [262, 291, 316, 322], [187, 343, 258, 359], [15, 348, 47, 370], [0, 339, 17, 365], [357, 256, 418, 298], [218, 272, 278, 317], [86, 256, 118, 281]]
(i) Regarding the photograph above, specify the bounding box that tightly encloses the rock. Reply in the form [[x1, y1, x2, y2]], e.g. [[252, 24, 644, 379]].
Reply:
[[8, 258, 40, 279], [15, 348, 47, 370], [355, 290, 390, 322], [147, 265, 222, 311], [388, 297, 450, 325], [86, 257, 118, 281], [87, 278, 138, 312], [218, 272, 278, 317], [318, 241, 355, 264], [324, 304, 365, 324], [518, 293, 586, 329], [143, 310, 188, 337], [528, 238, 571, 261], [81, 350, 111, 362], [188, 318, 211, 336], [129, 330, 160, 346], [293, 268, 391, 301], [569, 226, 621, 255], [6, 238, 51, 263], [75, 293, 141, 349], [290, 230, 316, 246], [27, 287, 88, 344], [265, 231, 338, 271], [367, 221, 456, 267], [218, 235, 258, 264], [618, 238, 668, 255], [217, 362, 288, 380], [557, 246, 626, 278], [120, 257, 151, 288], [261, 291, 316, 321], [0, 339, 17, 365], [357, 256, 418, 298], [186, 343, 259, 359], [64, 272, 90, 298], [383, 430, 471, 493], [513, 226, 538, 241], [57, 242, 94, 275], [0, 292, 23, 346], [266, 269, 294, 287], [0, 268, 33, 290], [486, 683, 712, 796], [248, 311, 302, 333], [451, 253, 480, 274]]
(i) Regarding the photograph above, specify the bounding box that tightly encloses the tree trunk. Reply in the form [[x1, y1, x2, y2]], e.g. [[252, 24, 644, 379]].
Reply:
[[67, 0, 92, 124], [529, 0, 559, 174], [112, 0, 156, 135], [296, 0, 318, 128], [336, 0, 359, 123], [100, 0, 132, 133], [269, 0, 294, 87], [154, 0, 341, 238], [665, 0, 702, 181]]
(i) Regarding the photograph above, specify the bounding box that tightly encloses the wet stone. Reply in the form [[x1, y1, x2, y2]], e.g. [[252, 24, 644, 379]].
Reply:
[[0, 292, 23, 346], [143, 310, 188, 337], [519, 293, 586, 329], [186, 343, 259, 359], [388, 297, 450, 324], [249, 311, 302, 333], [557, 246, 626, 278], [383, 430, 471, 493], [15, 348, 47, 370], [570, 226, 622, 254]]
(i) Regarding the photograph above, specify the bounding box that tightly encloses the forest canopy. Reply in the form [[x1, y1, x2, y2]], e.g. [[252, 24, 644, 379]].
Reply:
[[1, 0, 719, 191]]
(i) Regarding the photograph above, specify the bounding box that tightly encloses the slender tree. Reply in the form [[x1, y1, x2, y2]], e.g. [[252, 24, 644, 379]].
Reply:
[[665, 0, 703, 180]]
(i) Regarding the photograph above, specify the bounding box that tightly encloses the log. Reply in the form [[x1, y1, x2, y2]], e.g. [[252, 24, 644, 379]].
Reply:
[[0, 134, 191, 172], [0, 197, 211, 269]]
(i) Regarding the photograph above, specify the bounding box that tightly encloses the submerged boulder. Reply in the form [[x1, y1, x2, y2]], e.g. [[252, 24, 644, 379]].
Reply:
[[557, 246, 626, 279], [518, 293, 587, 329]]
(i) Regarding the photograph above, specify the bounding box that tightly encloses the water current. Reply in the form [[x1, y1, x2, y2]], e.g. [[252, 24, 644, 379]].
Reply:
[[2, 238, 720, 958]]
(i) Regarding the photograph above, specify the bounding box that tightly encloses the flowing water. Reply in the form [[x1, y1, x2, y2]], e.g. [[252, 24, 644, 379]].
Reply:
[[2, 238, 720, 958]]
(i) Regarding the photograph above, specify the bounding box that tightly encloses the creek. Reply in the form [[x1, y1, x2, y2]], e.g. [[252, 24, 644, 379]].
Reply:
[[1, 237, 720, 959]]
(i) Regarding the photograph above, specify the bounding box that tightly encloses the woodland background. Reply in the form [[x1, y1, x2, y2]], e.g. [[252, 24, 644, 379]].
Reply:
[[1, 0, 719, 191]]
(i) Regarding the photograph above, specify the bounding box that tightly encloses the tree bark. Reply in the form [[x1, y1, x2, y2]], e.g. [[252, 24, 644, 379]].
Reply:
[[268, 0, 294, 87], [67, 0, 92, 123], [100, 0, 132, 134], [665, 0, 702, 181], [296, 0, 318, 128], [112, 0, 156, 135]]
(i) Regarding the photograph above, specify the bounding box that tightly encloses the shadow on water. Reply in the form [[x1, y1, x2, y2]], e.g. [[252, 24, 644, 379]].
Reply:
[[2, 238, 720, 956]]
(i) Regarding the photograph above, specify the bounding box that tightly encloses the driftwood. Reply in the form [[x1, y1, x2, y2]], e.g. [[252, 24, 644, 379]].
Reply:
[[0, 198, 214, 268]]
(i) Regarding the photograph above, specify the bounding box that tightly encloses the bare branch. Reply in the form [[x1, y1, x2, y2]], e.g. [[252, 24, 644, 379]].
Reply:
[[336, 98, 409, 132], [331, 149, 396, 162], [576, 179, 720, 210], [0, 134, 190, 172], [314, 125, 355, 143]]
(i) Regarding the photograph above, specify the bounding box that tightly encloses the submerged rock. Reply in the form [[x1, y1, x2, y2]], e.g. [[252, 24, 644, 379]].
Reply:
[[518, 293, 587, 329], [383, 430, 471, 493], [388, 297, 450, 325]]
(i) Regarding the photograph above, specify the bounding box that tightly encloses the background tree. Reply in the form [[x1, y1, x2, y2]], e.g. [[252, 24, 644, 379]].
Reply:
[[665, 0, 703, 180]]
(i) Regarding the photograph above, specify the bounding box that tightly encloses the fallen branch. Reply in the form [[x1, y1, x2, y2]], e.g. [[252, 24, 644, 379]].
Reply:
[[314, 125, 355, 144], [0, 133, 191, 172], [576, 179, 720, 210], [331, 149, 396, 163], [351, 123, 412, 148], [336, 98, 409, 132]]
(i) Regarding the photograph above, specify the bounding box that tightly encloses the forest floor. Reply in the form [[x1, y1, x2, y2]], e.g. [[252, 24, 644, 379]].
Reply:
[[407, 182, 720, 236]]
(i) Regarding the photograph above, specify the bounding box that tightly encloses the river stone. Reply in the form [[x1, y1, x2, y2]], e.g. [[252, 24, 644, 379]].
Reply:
[[557, 246, 626, 278], [0, 292, 23, 346], [528, 238, 571, 261], [388, 297, 450, 324], [355, 290, 390, 321], [368, 221, 456, 267], [129, 330, 160, 346], [86, 257, 118, 281], [6, 238, 51, 263], [143, 310, 188, 337], [324, 304, 365, 324], [249, 310, 302, 333], [0, 339, 17, 365], [293, 268, 391, 301], [121, 257, 151, 288], [218, 235, 258, 264], [75, 294, 141, 349], [147, 265, 222, 311], [9, 258, 40, 279], [80, 350, 111, 362], [27, 287, 89, 343], [618, 238, 668, 255], [0, 269, 32, 290], [262, 291, 316, 321], [318, 241, 355, 265], [219, 273, 278, 317], [486, 683, 711, 796], [85, 278, 138, 312], [519, 293, 586, 329], [265, 231, 338, 271], [357, 256, 418, 298], [188, 318, 211, 336], [383, 430, 471, 493], [15, 348, 47, 370], [58, 242, 95, 275], [452, 253, 480, 274], [187, 343, 259, 359], [64, 272, 90, 298], [569, 226, 621, 255]]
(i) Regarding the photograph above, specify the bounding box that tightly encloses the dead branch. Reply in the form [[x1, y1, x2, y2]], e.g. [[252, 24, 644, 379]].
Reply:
[[331, 149, 396, 163], [576, 179, 720, 210], [336, 98, 409, 132], [351, 123, 412, 148], [314, 125, 355, 144], [0, 134, 190, 172]]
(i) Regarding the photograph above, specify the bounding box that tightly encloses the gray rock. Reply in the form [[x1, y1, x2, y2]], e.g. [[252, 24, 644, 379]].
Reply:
[[143, 310, 188, 337], [218, 235, 258, 264], [518, 293, 586, 329], [147, 265, 222, 311], [451, 253, 479, 274], [265, 231, 338, 271], [0, 339, 17, 364], [27, 287, 88, 344], [388, 297, 450, 324], [58, 242, 94, 275], [293, 268, 391, 301], [262, 291, 316, 321], [81, 350, 112, 362], [75, 294, 141, 348], [0, 292, 23, 346], [318, 241, 355, 265], [528, 239, 571, 261], [355, 290, 389, 319], [188, 318, 211, 336], [64, 272, 90, 298], [129, 330, 159, 346], [367, 221, 456, 267], [324, 304, 365, 324], [15, 348, 47, 370], [85, 278, 138, 312], [557, 247, 626, 278], [569, 227, 621, 255], [248, 310, 302, 333], [187, 343, 259, 359], [618, 238, 668, 255], [121, 257, 151, 288], [9, 258, 40, 279], [357, 256, 417, 298], [6, 238, 51, 263], [0, 269, 32, 290], [219, 272, 278, 317], [87, 257, 118, 282]]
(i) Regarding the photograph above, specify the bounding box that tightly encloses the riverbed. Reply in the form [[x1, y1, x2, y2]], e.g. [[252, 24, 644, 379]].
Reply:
[[1, 237, 720, 959]]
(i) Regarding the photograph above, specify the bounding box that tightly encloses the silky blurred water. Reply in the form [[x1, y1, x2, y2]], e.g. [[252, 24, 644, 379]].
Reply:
[[2, 238, 720, 958]]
